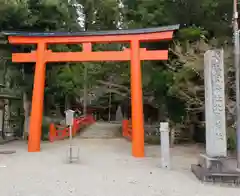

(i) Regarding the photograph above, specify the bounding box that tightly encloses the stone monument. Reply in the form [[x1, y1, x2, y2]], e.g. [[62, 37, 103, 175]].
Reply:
[[204, 49, 227, 157], [115, 105, 123, 122], [191, 49, 240, 184]]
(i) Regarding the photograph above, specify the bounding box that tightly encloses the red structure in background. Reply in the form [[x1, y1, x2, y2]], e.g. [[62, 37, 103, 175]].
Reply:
[[49, 115, 95, 142], [122, 119, 132, 140], [3, 25, 179, 157]]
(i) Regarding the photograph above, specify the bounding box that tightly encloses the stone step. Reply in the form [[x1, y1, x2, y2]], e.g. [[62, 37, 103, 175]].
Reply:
[[79, 122, 121, 139]]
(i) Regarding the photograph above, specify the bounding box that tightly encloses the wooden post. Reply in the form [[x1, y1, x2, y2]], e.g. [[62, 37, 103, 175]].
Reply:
[[122, 119, 128, 137], [130, 40, 145, 157], [28, 42, 46, 152], [49, 123, 56, 142]]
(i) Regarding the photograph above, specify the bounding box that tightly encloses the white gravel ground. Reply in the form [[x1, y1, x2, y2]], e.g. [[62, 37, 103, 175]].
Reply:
[[0, 139, 239, 196]]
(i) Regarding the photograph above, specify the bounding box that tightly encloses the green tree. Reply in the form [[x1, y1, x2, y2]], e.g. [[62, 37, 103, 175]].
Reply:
[[0, 0, 236, 143]]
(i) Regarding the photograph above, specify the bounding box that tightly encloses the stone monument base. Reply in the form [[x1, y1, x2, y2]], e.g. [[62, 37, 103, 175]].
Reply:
[[191, 154, 240, 185]]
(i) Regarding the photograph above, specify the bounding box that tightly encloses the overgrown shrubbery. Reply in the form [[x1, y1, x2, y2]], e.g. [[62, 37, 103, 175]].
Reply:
[[41, 116, 63, 141], [227, 127, 237, 151], [0, 0, 236, 146], [41, 119, 50, 141]]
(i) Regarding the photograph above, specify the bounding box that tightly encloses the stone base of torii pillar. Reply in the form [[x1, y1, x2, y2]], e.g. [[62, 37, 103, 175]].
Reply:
[[191, 50, 240, 185]]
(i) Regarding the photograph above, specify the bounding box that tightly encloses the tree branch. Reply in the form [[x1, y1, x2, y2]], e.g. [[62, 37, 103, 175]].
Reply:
[[96, 80, 130, 92]]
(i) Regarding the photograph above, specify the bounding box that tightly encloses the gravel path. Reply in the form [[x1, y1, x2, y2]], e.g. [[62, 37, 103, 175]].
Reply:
[[0, 139, 239, 196]]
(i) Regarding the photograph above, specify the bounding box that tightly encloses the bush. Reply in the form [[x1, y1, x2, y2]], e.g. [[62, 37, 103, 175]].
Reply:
[[145, 135, 161, 145], [41, 118, 50, 141], [227, 127, 237, 151]]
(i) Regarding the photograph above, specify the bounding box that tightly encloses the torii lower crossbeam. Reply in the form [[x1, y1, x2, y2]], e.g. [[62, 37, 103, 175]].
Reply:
[[3, 25, 179, 157]]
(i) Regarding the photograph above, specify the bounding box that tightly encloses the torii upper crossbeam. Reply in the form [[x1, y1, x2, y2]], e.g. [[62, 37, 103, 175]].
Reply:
[[3, 24, 179, 157]]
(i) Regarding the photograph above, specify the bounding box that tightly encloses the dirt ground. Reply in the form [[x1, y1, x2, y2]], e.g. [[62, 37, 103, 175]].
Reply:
[[0, 138, 239, 196]]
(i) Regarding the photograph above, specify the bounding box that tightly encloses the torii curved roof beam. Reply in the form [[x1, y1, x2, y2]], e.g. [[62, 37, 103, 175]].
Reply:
[[2, 25, 179, 37], [2, 25, 179, 44]]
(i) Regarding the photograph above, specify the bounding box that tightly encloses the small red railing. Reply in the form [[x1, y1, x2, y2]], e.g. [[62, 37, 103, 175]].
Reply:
[[122, 119, 132, 140], [49, 115, 95, 142]]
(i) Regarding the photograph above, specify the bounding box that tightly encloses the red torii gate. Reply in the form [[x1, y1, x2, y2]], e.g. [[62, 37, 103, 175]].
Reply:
[[3, 25, 179, 157]]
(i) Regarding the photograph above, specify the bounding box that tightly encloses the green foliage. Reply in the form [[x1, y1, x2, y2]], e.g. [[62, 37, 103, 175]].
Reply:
[[227, 127, 237, 151], [145, 135, 160, 145], [178, 27, 208, 41], [75, 0, 121, 30], [0, 0, 29, 30], [41, 117, 50, 141]]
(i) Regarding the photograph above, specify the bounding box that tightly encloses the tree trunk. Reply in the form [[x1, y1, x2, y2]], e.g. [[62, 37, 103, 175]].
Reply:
[[83, 64, 88, 116], [21, 65, 31, 140], [23, 92, 30, 140], [3, 66, 11, 138]]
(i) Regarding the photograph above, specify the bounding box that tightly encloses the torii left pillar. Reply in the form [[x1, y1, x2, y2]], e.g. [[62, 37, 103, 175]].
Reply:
[[131, 40, 144, 157], [28, 42, 47, 152]]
